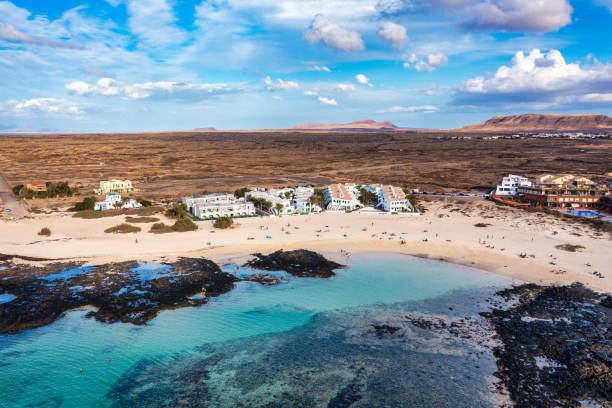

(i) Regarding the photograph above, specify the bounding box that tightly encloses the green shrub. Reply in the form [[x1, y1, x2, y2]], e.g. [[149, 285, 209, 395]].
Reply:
[[138, 199, 153, 207], [213, 216, 233, 229], [149, 222, 174, 234], [12, 184, 24, 196], [72, 196, 95, 211], [104, 223, 141, 234], [234, 187, 251, 198], [38, 227, 51, 236], [474, 223, 492, 228], [555, 244, 585, 252], [125, 216, 160, 223], [172, 217, 197, 232]]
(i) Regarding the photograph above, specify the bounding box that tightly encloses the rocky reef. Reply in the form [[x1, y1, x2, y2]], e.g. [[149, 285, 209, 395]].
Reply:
[[0, 249, 342, 334], [0, 258, 238, 334], [245, 249, 343, 278], [481, 283, 611, 408]]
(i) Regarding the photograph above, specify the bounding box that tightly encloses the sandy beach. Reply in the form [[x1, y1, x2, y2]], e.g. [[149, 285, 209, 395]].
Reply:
[[1, 198, 610, 293]]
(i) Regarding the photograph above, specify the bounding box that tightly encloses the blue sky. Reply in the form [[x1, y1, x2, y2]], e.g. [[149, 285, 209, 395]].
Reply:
[[1, 0, 611, 132]]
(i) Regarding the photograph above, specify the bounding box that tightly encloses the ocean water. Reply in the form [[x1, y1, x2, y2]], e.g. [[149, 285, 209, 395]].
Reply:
[[0, 253, 513, 407]]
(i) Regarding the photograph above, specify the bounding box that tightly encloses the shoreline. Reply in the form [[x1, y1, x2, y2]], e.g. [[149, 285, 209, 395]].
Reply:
[[1, 198, 610, 293]]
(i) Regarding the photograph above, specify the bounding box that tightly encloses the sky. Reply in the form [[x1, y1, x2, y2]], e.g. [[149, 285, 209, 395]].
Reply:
[[0, 0, 611, 132]]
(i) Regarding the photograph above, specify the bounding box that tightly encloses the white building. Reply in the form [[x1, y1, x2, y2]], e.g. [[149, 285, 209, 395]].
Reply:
[[376, 185, 412, 213], [293, 186, 321, 213], [492, 174, 532, 196], [324, 183, 360, 211], [94, 193, 141, 211], [182, 193, 255, 219]]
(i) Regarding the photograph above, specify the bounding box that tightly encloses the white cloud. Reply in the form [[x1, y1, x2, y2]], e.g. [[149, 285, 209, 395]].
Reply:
[[105, 0, 123, 6], [127, 0, 187, 48], [66, 78, 246, 99], [264, 76, 299, 91], [303, 89, 319, 96], [378, 21, 408, 48], [404, 53, 448, 71], [463, 0, 572, 33], [456, 49, 612, 105], [376, 0, 572, 33], [355, 74, 370, 85], [335, 83, 356, 92], [0, 22, 84, 49], [423, 85, 437, 95], [318, 96, 338, 105], [388, 105, 437, 113], [272, 95, 282, 100], [581, 93, 612, 103], [310, 65, 331, 72], [2, 98, 85, 117], [304, 15, 365, 51]]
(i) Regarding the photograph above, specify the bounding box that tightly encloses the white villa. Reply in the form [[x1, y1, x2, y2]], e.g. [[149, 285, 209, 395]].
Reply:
[[94, 193, 141, 211], [293, 186, 321, 213], [324, 183, 360, 211], [492, 174, 532, 196], [94, 179, 135, 195], [182, 193, 255, 219]]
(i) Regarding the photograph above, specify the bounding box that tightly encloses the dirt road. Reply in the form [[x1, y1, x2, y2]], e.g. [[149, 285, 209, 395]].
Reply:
[[0, 171, 26, 219]]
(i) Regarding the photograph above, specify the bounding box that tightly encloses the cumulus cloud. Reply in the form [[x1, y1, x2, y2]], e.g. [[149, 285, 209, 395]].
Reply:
[[455, 49, 612, 106], [596, 0, 612, 12], [335, 83, 356, 92], [581, 93, 612, 103], [264, 76, 299, 91], [1, 98, 85, 117], [388, 105, 437, 113], [356, 74, 370, 84], [378, 21, 408, 48], [376, 0, 572, 33], [66, 78, 246, 100], [304, 15, 365, 51], [0, 22, 84, 49], [404, 53, 448, 72], [318, 96, 338, 105]]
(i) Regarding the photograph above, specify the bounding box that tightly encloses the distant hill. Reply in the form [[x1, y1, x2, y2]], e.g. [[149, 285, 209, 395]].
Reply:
[[290, 120, 400, 131], [456, 114, 612, 133], [194, 127, 216, 131]]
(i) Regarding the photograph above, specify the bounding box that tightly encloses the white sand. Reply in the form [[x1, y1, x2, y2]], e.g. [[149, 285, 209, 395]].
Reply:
[[1, 199, 610, 293]]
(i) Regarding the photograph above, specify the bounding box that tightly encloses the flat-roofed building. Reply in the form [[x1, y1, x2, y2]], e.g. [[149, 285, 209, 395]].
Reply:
[[517, 174, 608, 208], [245, 190, 295, 215], [492, 174, 532, 196], [94, 179, 135, 195], [324, 183, 360, 211], [183, 193, 255, 219], [25, 182, 47, 192]]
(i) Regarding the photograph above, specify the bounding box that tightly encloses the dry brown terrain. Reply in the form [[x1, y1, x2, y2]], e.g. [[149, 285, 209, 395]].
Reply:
[[0, 131, 611, 210]]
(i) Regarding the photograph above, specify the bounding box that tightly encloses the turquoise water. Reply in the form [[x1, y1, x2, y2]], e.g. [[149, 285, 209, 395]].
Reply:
[[0, 253, 512, 407], [566, 210, 603, 218]]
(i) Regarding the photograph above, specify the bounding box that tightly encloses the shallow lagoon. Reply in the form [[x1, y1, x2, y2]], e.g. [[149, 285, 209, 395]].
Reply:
[[0, 253, 513, 407]]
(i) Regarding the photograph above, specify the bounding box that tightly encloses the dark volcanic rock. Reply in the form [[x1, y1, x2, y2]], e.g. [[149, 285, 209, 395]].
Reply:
[[246, 249, 342, 278], [481, 283, 611, 408], [242, 273, 286, 286], [371, 324, 400, 338], [0, 257, 238, 334]]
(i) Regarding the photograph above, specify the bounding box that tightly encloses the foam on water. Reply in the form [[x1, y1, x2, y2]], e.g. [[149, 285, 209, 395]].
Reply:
[[0, 253, 512, 407]]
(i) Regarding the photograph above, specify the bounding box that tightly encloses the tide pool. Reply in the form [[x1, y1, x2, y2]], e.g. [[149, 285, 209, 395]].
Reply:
[[0, 253, 512, 407]]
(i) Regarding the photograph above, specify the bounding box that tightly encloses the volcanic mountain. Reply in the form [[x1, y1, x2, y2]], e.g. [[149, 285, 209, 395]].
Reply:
[[290, 120, 400, 131], [456, 114, 612, 133]]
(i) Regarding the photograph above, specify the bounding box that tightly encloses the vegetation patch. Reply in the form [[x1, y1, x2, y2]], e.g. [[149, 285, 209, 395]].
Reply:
[[37, 227, 51, 236], [213, 216, 234, 229], [13, 182, 77, 199], [474, 223, 492, 228], [149, 217, 198, 234], [125, 216, 160, 224], [555, 244, 585, 252], [71, 196, 96, 211], [104, 223, 141, 234], [73, 206, 163, 219]]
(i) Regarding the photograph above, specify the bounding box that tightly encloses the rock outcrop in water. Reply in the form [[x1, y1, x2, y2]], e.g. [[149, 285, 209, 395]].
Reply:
[[0, 258, 238, 334], [481, 283, 611, 408], [246, 249, 342, 278]]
